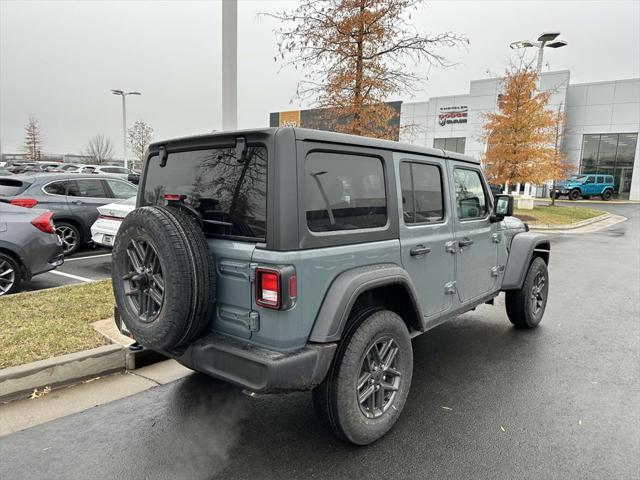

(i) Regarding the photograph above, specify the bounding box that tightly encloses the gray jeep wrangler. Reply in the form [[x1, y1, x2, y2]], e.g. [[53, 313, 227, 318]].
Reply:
[[112, 128, 550, 445]]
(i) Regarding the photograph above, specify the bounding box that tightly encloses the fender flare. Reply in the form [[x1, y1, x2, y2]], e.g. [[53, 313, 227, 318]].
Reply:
[[308, 263, 423, 343], [501, 232, 550, 290]]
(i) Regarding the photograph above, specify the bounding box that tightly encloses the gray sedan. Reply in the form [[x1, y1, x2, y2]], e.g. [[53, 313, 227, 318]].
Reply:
[[0, 173, 138, 255], [0, 203, 64, 295]]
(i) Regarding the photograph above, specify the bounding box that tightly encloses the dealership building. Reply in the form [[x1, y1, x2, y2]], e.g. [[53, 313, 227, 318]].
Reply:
[[271, 71, 639, 200], [399, 71, 640, 200]]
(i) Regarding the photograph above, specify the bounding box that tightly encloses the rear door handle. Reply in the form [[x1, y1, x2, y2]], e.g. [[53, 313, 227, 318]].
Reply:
[[71, 200, 84, 205], [458, 237, 474, 247], [410, 245, 431, 257]]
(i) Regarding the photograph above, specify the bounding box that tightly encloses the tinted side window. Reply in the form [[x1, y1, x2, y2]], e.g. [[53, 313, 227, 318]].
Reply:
[[105, 179, 137, 199], [400, 163, 414, 223], [400, 162, 444, 224], [43, 181, 67, 195], [74, 179, 108, 198], [586, 176, 595, 184], [597, 176, 603, 184], [453, 169, 488, 220], [305, 152, 386, 232]]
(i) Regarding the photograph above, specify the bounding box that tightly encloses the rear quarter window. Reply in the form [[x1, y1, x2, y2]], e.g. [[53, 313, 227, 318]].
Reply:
[[305, 152, 387, 232]]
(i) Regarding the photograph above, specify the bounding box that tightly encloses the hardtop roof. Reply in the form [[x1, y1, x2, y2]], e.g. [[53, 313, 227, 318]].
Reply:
[[148, 127, 480, 165]]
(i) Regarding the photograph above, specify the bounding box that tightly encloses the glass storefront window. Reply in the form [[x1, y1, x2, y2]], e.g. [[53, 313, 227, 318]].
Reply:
[[616, 134, 638, 166], [579, 133, 638, 197], [580, 135, 599, 170], [597, 134, 618, 167]]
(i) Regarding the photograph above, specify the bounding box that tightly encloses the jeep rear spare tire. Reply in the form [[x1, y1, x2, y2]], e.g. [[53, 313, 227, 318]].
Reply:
[[112, 206, 215, 351]]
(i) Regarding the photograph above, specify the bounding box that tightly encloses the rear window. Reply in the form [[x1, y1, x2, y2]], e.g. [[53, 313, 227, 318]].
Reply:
[[143, 146, 268, 240], [102, 167, 128, 174], [305, 152, 387, 232], [0, 179, 28, 197]]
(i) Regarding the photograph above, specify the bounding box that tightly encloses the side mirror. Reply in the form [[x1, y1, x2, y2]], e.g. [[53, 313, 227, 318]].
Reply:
[[491, 194, 513, 222]]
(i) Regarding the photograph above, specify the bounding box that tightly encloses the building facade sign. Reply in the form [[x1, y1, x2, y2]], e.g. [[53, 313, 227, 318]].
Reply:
[[438, 106, 468, 126]]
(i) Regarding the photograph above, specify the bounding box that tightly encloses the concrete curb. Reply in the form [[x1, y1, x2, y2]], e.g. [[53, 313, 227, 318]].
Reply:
[[529, 213, 611, 231], [0, 344, 125, 403]]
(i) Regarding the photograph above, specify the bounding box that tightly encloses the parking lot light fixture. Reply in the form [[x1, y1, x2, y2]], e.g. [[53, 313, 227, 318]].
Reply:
[[509, 31, 568, 75], [110, 90, 142, 170]]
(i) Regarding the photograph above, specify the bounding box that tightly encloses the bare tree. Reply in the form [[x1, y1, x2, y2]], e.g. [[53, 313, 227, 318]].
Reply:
[[128, 120, 154, 170], [24, 115, 43, 160], [263, 0, 467, 139], [84, 134, 115, 165]]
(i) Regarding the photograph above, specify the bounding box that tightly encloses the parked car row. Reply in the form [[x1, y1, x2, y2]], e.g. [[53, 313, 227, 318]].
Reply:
[[0, 172, 137, 255], [2, 160, 139, 179]]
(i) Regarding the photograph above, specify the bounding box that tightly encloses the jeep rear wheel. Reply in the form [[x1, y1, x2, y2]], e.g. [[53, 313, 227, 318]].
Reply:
[[601, 189, 613, 201], [569, 189, 580, 200], [312, 309, 413, 445], [505, 257, 549, 329], [112, 206, 215, 351]]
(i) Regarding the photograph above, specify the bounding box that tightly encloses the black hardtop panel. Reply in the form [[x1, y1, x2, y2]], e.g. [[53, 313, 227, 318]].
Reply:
[[147, 127, 480, 165], [147, 128, 279, 154], [291, 128, 479, 164]]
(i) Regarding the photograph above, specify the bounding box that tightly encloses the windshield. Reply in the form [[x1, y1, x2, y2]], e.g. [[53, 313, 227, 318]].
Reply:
[[143, 146, 267, 241], [0, 179, 29, 197], [567, 175, 587, 182]]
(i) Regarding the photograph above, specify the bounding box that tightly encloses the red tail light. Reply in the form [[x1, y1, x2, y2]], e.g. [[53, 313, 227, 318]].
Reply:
[[10, 198, 38, 208], [164, 194, 186, 201], [31, 211, 55, 234], [256, 269, 280, 309]]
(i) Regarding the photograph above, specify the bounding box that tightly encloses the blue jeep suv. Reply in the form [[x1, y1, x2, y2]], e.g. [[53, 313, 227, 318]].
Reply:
[[554, 174, 615, 201]]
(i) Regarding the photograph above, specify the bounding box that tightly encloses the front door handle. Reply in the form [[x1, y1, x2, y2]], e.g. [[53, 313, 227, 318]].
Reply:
[[458, 237, 474, 247], [410, 245, 431, 257], [71, 200, 84, 205]]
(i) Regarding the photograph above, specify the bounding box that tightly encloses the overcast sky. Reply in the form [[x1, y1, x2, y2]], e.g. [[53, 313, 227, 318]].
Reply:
[[1, 0, 639, 155]]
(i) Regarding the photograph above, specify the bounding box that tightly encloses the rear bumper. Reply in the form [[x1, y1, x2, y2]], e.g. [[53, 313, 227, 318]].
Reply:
[[23, 237, 64, 278], [174, 333, 337, 393], [114, 309, 336, 393]]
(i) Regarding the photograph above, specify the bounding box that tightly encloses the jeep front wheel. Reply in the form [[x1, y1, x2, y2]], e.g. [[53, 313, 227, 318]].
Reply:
[[312, 309, 413, 445], [505, 257, 549, 329], [569, 189, 580, 200]]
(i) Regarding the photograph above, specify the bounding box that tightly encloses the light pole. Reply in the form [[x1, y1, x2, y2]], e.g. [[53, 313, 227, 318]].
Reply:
[[510, 31, 568, 75], [111, 89, 141, 170], [222, 0, 237, 130]]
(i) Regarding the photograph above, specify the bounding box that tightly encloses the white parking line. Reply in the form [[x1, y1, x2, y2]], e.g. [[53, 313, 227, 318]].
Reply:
[[64, 253, 112, 262], [48, 270, 94, 283]]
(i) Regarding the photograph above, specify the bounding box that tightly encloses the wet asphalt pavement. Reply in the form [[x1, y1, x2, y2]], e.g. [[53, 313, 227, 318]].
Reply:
[[1, 203, 638, 480]]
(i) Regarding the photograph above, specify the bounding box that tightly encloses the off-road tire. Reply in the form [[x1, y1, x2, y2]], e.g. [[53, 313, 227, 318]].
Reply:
[[312, 309, 413, 445], [569, 189, 580, 201], [112, 206, 215, 351], [0, 253, 21, 296], [601, 189, 613, 201], [505, 257, 549, 329]]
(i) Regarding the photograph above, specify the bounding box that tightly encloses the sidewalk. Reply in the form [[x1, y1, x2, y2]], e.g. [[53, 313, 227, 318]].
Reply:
[[0, 360, 192, 437]]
